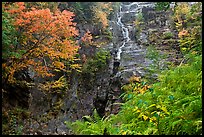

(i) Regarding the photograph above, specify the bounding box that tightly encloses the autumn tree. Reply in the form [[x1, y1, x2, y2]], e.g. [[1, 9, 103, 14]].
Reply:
[[91, 2, 113, 32], [2, 2, 81, 84], [60, 2, 113, 33]]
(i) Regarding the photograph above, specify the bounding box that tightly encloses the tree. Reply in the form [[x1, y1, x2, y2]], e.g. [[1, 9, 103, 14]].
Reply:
[[91, 2, 113, 31], [2, 2, 18, 60], [2, 2, 80, 83]]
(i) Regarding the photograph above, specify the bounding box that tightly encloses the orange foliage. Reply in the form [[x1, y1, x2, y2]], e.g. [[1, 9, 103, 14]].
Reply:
[[178, 29, 189, 38], [129, 76, 141, 83], [81, 30, 93, 46], [3, 2, 80, 83], [92, 2, 113, 29]]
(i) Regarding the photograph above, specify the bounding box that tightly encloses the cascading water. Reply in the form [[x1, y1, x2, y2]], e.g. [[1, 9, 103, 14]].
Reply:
[[113, 2, 155, 78], [115, 6, 130, 60]]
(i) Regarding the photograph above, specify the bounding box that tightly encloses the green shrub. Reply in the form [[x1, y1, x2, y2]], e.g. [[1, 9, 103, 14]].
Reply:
[[163, 32, 174, 39], [2, 107, 30, 135], [155, 2, 171, 11], [145, 45, 168, 78], [2, 4, 18, 60], [82, 49, 110, 75]]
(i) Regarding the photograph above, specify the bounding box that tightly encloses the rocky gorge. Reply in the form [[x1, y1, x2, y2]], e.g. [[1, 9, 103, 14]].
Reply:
[[2, 2, 185, 135]]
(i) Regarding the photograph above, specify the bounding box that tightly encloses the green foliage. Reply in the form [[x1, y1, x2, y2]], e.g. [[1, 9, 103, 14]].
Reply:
[[158, 53, 202, 95], [152, 53, 202, 135], [2, 107, 30, 135], [145, 45, 168, 76], [108, 2, 121, 20], [146, 46, 161, 61], [103, 28, 113, 40], [82, 49, 110, 75], [25, 2, 58, 12], [66, 53, 202, 135], [155, 2, 171, 11], [2, 4, 18, 60], [163, 32, 174, 39], [137, 12, 144, 22], [67, 2, 95, 23], [65, 109, 115, 135], [134, 12, 144, 33]]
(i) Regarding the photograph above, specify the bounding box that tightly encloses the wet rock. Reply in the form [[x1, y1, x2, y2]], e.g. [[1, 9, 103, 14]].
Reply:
[[129, 4, 138, 11], [120, 71, 134, 85], [113, 61, 120, 75], [121, 5, 129, 12], [138, 32, 148, 45], [123, 2, 132, 5], [142, 7, 156, 25], [128, 26, 136, 41], [47, 120, 56, 133], [121, 12, 136, 24], [2, 81, 32, 109]]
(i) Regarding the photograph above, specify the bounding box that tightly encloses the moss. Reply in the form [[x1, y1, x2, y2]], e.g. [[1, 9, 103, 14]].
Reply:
[[162, 32, 174, 39], [118, 66, 125, 71]]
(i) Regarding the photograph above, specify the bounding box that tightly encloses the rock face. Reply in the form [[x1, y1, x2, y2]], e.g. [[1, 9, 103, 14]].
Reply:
[[2, 69, 33, 110]]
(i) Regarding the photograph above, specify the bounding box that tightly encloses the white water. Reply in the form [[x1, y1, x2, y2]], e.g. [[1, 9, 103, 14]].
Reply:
[[115, 2, 155, 61], [115, 4, 131, 60]]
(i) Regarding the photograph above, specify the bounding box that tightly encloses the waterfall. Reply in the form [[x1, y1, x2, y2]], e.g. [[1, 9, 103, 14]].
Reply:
[[113, 2, 155, 77], [115, 4, 131, 60]]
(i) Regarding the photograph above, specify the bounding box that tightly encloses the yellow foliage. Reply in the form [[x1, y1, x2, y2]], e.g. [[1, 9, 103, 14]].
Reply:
[[149, 116, 157, 123], [142, 115, 149, 121], [92, 2, 113, 30], [52, 61, 65, 69], [70, 64, 82, 72], [122, 77, 151, 96], [138, 88, 146, 94], [174, 3, 191, 31], [173, 2, 202, 54], [39, 76, 68, 93], [129, 76, 141, 83]]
